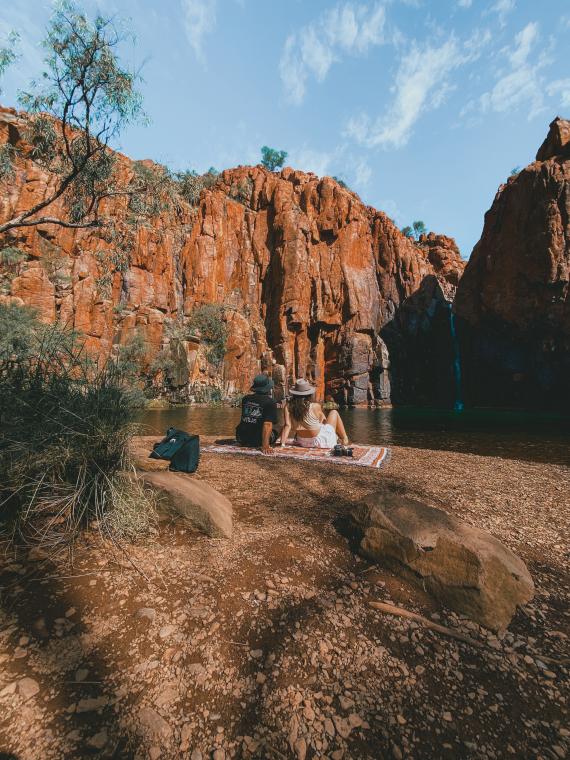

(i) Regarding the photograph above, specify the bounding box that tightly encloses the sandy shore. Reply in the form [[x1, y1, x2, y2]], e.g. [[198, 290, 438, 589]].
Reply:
[[0, 445, 568, 759]]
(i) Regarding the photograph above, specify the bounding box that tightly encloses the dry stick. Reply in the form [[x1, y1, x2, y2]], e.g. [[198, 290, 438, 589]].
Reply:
[[369, 600, 484, 648], [369, 601, 570, 666]]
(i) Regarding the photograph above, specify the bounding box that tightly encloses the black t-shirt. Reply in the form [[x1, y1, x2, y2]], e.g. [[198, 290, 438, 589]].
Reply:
[[236, 393, 278, 446]]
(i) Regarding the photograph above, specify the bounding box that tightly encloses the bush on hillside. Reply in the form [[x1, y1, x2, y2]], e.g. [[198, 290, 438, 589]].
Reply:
[[0, 304, 156, 551], [260, 146, 287, 172], [188, 304, 228, 367], [176, 168, 219, 206]]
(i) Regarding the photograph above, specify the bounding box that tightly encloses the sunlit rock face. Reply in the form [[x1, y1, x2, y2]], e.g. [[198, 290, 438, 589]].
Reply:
[[455, 117, 570, 410], [0, 106, 464, 403]]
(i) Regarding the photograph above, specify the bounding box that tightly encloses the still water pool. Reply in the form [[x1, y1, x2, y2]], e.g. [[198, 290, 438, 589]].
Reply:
[[137, 406, 570, 466]]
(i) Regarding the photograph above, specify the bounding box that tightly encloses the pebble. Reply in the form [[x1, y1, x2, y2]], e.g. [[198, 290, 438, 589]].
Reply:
[[136, 607, 156, 621], [87, 730, 108, 750], [17, 678, 40, 700]]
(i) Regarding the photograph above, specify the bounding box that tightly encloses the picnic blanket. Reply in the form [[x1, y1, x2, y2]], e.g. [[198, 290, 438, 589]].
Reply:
[[202, 440, 390, 469]]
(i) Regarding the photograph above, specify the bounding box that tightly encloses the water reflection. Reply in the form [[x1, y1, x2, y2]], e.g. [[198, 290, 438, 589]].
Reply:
[[137, 406, 570, 466]]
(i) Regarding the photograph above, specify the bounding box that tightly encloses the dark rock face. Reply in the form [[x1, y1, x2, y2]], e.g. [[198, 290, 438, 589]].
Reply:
[[454, 117, 570, 410]]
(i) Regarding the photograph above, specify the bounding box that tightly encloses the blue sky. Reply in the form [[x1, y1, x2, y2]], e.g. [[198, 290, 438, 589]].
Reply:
[[1, 0, 569, 258]]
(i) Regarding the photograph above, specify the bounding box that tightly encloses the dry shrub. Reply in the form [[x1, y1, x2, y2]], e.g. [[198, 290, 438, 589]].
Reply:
[[0, 305, 156, 552]]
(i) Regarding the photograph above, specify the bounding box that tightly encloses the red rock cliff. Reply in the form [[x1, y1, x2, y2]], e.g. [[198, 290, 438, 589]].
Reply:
[[0, 107, 464, 404], [454, 116, 570, 408]]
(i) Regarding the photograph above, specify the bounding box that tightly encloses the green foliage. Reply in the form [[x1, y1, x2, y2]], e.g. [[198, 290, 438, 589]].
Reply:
[[0, 304, 151, 549], [230, 177, 253, 205], [333, 176, 349, 189], [149, 348, 176, 377], [115, 332, 146, 380], [175, 168, 219, 206], [401, 221, 428, 241], [261, 146, 287, 172], [188, 304, 228, 367], [0, 302, 44, 363], [191, 384, 223, 404], [412, 220, 427, 239], [0, 246, 26, 268], [0, 31, 19, 95], [1, 2, 146, 234], [0, 247, 28, 294], [0, 144, 16, 181]]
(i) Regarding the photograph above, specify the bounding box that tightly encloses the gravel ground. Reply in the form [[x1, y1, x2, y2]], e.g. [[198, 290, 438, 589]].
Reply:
[[0, 446, 568, 759]]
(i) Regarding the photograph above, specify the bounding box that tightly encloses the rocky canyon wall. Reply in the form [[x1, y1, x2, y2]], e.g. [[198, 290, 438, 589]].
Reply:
[[0, 106, 465, 405], [454, 117, 570, 410]]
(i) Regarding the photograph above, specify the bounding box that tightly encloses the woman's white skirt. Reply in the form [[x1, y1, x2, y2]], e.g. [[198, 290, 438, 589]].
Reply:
[[296, 423, 337, 449]]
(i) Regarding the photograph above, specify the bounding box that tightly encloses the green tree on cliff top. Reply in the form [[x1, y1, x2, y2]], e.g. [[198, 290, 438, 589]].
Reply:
[[261, 146, 288, 172], [0, 1, 166, 236]]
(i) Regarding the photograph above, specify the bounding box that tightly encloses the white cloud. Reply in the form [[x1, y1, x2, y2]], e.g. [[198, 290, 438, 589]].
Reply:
[[458, 0, 473, 7], [508, 21, 538, 68], [476, 23, 548, 119], [489, 0, 516, 27], [353, 160, 372, 186], [279, 2, 387, 105], [345, 38, 461, 148], [547, 79, 570, 109], [181, 0, 216, 63]]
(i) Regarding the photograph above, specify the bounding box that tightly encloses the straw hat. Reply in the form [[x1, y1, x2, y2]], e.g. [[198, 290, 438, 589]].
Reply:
[[289, 378, 316, 396]]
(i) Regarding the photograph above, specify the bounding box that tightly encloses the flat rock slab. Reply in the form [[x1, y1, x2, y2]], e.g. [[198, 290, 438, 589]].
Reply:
[[140, 470, 232, 539], [352, 493, 534, 631], [129, 436, 169, 472]]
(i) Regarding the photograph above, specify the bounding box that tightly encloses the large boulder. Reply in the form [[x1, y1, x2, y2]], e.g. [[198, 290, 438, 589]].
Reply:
[[140, 470, 232, 539], [352, 493, 534, 631]]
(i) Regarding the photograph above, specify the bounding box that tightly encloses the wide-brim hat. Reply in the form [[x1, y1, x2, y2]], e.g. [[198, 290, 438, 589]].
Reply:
[[251, 373, 274, 393], [289, 378, 316, 396]]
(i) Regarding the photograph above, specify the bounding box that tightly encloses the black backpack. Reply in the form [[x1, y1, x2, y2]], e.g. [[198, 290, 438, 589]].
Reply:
[[149, 427, 200, 473]]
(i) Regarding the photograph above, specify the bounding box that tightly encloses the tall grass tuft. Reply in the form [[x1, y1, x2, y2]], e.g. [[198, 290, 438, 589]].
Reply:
[[0, 304, 156, 553]]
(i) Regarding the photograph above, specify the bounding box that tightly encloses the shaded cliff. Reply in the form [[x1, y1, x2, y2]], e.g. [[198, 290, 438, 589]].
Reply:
[[0, 106, 465, 404], [454, 117, 570, 410]]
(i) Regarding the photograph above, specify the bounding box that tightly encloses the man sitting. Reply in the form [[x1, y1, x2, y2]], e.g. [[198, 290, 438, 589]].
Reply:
[[235, 374, 278, 454]]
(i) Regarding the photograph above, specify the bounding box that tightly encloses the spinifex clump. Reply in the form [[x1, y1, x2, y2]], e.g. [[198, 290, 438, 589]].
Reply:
[[0, 303, 156, 552]]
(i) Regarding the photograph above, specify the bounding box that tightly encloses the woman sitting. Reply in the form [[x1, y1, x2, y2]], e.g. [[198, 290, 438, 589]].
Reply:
[[277, 379, 349, 449]]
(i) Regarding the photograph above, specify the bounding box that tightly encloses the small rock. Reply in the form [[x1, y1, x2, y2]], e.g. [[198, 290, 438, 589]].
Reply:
[[324, 718, 335, 737], [213, 750, 225, 760], [138, 707, 172, 739], [294, 737, 307, 760], [442, 711, 453, 722], [190, 751, 202, 760], [76, 696, 108, 713], [149, 747, 161, 760], [87, 730, 108, 750], [348, 713, 363, 728], [136, 607, 156, 622], [75, 668, 89, 682], [180, 722, 192, 751], [18, 678, 40, 700]]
